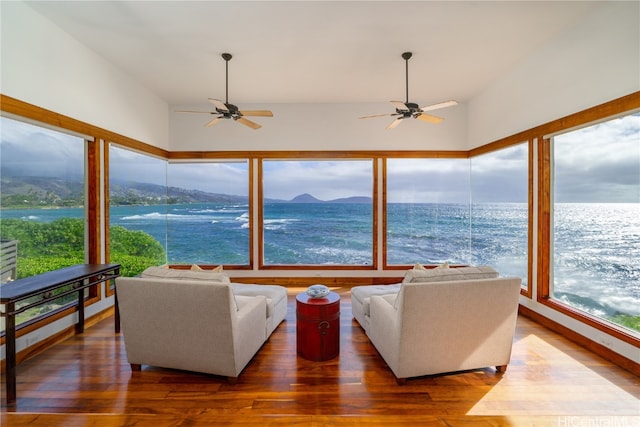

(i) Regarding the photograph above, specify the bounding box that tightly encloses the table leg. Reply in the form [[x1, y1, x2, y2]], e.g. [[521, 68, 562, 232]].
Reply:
[[114, 290, 120, 333], [5, 302, 17, 405], [76, 285, 85, 334]]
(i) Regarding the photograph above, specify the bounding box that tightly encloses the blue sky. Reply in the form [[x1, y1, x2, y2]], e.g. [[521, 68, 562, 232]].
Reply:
[[1, 113, 638, 203]]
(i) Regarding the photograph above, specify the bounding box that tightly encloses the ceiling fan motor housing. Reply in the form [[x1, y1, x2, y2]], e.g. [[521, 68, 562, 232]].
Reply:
[[396, 102, 420, 117], [218, 103, 240, 118]]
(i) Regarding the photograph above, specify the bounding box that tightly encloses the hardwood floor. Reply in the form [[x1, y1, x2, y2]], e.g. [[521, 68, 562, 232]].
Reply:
[[2, 287, 639, 426]]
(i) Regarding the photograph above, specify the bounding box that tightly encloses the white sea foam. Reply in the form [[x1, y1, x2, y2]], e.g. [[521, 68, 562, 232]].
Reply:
[[263, 218, 298, 230], [121, 212, 193, 220], [191, 208, 246, 214]]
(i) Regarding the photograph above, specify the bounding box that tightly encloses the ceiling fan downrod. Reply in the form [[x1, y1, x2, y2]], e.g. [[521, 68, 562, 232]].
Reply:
[[402, 51, 412, 104], [222, 53, 232, 105]]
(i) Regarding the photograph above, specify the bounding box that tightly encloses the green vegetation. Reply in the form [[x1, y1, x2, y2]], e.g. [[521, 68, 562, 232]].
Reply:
[[0, 218, 85, 277], [611, 314, 640, 333], [109, 225, 166, 277], [0, 217, 165, 325], [0, 218, 165, 279]]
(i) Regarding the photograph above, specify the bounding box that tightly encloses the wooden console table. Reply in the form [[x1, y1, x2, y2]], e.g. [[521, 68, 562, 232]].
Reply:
[[0, 263, 120, 405]]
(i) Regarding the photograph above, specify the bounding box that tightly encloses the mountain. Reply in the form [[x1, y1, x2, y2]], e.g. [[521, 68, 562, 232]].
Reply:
[[0, 176, 85, 207], [0, 176, 252, 207], [0, 176, 371, 208], [289, 193, 372, 203], [290, 193, 323, 203], [108, 180, 251, 205]]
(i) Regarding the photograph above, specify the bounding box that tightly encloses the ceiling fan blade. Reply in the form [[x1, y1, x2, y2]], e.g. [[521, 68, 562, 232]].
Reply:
[[236, 117, 261, 129], [416, 113, 444, 124], [175, 110, 213, 114], [204, 117, 222, 127], [359, 113, 394, 119], [420, 100, 458, 113], [390, 101, 409, 111], [240, 110, 273, 117], [208, 98, 229, 112], [386, 117, 404, 129]]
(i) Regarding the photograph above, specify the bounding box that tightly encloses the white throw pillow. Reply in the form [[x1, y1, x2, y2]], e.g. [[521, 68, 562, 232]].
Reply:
[[191, 264, 224, 273], [141, 266, 230, 283]]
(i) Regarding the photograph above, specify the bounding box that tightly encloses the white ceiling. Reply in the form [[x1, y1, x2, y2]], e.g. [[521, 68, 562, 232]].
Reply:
[[26, 1, 600, 106]]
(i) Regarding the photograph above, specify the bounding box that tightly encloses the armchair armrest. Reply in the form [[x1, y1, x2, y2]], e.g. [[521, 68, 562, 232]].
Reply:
[[234, 295, 267, 340], [232, 295, 268, 373], [369, 294, 402, 372], [370, 294, 400, 337]]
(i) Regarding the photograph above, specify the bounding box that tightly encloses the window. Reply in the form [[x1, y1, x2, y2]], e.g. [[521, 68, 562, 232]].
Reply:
[[386, 158, 471, 265], [0, 116, 86, 326], [552, 113, 640, 334], [108, 145, 167, 276], [262, 160, 374, 266], [470, 142, 529, 288], [166, 161, 250, 265]]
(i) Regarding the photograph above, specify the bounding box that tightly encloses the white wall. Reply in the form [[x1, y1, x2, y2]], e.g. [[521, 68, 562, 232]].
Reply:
[[468, 1, 640, 148], [0, 2, 169, 149], [169, 102, 468, 151]]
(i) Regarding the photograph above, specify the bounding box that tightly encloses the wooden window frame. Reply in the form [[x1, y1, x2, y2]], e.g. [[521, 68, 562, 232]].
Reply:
[[0, 109, 100, 341], [167, 158, 253, 269], [537, 99, 640, 347], [258, 157, 378, 270]]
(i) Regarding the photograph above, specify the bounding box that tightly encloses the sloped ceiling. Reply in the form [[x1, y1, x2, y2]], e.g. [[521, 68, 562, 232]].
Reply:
[[25, 1, 598, 106]]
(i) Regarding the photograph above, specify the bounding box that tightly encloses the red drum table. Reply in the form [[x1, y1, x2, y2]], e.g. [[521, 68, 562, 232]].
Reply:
[[296, 291, 340, 361]]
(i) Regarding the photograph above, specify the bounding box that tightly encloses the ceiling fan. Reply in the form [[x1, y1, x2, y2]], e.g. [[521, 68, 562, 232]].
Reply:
[[360, 52, 457, 129], [176, 53, 273, 129]]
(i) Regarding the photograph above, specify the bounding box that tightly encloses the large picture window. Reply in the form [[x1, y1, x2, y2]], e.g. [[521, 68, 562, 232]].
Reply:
[[0, 116, 86, 326], [470, 142, 529, 287], [262, 160, 374, 266], [108, 145, 167, 276], [552, 112, 640, 334], [166, 161, 250, 265], [386, 158, 471, 265]]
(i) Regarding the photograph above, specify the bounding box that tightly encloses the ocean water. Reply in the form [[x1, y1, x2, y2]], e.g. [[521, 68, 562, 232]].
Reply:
[[1, 203, 638, 319], [553, 203, 640, 317], [264, 203, 373, 265]]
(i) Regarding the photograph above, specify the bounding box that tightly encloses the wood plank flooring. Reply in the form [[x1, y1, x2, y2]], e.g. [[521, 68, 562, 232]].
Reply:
[[2, 287, 639, 426]]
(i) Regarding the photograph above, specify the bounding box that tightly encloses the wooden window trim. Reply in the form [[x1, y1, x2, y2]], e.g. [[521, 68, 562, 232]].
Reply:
[[537, 95, 640, 347], [258, 158, 378, 270]]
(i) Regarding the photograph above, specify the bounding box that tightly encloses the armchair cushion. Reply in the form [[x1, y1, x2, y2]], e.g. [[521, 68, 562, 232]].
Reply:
[[351, 284, 401, 330]]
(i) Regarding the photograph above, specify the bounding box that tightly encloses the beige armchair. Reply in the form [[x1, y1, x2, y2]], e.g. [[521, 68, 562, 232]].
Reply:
[[116, 277, 271, 383], [355, 276, 521, 383]]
